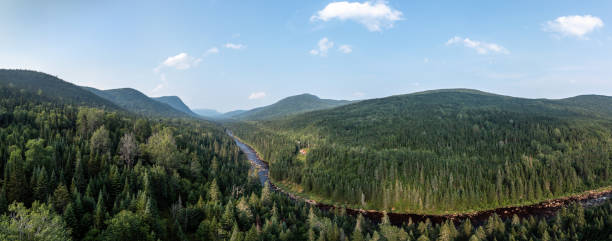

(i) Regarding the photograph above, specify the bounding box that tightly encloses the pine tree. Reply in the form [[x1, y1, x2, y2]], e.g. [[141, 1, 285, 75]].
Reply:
[[53, 183, 71, 213], [0, 186, 8, 214], [5, 147, 27, 203], [437, 222, 452, 241], [468, 234, 480, 241], [462, 219, 473, 238], [222, 200, 236, 232], [72, 150, 85, 192], [244, 224, 259, 241], [94, 191, 106, 228], [261, 181, 272, 206], [108, 165, 122, 200], [209, 179, 221, 204], [351, 214, 365, 241], [32, 167, 49, 201], [417, 234, 431, 241], [229, 224, 242, 241], [63, 203, 78, 238]]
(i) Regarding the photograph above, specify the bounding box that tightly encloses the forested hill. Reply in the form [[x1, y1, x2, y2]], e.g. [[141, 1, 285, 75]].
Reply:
[[271, 89, 612, 139], [153, 96, 198, 117], [228, 89, 612, 213], [84, 87, 190, 118], [561, 94, 612, 118], [3, 71, 612, 240], [0, 69, 121, 110], [232, 93, 352, 120]]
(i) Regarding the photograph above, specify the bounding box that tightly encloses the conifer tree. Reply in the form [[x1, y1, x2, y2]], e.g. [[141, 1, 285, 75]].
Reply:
[[5, 147, 27, 203], [94, 191, 106, 228]]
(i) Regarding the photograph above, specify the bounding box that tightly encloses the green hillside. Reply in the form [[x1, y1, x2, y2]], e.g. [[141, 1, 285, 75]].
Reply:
[[84, 87, 189, 118], [0, 69, 121, 110], [0, 73, 259, 240], [228, 89, 612, 213], [2, 71, 612, 240], [153, 96, 198, 117], [233, 93, 352, 120]]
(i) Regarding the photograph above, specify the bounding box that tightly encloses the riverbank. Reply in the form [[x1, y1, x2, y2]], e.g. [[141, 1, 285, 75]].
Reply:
[[230, 132, 612, 225]]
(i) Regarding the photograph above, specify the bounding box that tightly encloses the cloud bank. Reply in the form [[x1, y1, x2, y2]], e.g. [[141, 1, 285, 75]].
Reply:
[[338, 45, 353, 53], [446, 36, 509, 55], [248, 92, 266, 100], [225, 43, 246, 50], [544, 15, 604, 38], [156, 53, 201, 71]]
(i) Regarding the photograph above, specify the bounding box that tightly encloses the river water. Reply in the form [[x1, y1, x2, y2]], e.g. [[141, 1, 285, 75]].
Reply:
[[229, 131, 270, 186]]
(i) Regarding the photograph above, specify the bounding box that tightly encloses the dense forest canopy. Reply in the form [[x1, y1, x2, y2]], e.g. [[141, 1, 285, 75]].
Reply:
[[227, 89, 612, 213], [1, 69, 611, 240]]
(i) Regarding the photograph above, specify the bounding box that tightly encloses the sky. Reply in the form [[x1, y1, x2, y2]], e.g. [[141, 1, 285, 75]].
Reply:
[[1, 0, 611, 112]]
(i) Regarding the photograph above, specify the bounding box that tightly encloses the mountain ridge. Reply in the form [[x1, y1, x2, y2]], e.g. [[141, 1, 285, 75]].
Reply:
[[153, 96, 198, 117], [83, 87, 190, 118], [0, 69, 123, 110], [232, 93, 353, 120]]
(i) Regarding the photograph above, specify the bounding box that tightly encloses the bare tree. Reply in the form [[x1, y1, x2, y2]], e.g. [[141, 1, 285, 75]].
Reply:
[[119, 132, 137, 167]]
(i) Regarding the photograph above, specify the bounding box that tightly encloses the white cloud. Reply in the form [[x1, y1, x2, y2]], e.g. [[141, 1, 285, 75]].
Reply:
[[544, 15, 604, 38], [338, 45, 353, 53], [353, 91, 365, 98], [152, 74, 168, 93], [152, 83, 164, 93], [155, 53, 201, 72], [224, 43, 246, 50], [310, 1, 403, 31], [248, 92, 266, 100], [310, 37, 335, 56], [423, 58, 430, 63], [446, 36, 509, 55], [205, 47, 219, 55]]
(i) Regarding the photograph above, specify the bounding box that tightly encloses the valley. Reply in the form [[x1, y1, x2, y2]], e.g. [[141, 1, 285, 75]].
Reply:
[[1, 69, 612, 240], [3, 1, 612, 240]]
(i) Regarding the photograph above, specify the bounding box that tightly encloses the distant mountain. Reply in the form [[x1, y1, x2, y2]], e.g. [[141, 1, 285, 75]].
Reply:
[[193, 109, 223, 118], [0, 69, 121, 110], [84, 87, 189, 118], [561, 94, 612, 118], [233, 93, 352, 120], [153, 96, 198, 117], [222, 110, 247, 118]]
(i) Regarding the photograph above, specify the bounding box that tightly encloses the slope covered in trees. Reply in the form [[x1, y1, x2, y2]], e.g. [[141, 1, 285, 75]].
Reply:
[[228, 89, 612, 214], [153, 96, 199, 117], [233, 93, 352, 120], [0, 69, 121, 110], [2, 71, 612, 240], [84, 87, 190, 118]]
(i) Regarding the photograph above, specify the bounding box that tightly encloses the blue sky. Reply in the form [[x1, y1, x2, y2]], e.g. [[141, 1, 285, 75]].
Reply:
[[1, 0, 611, 112]]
